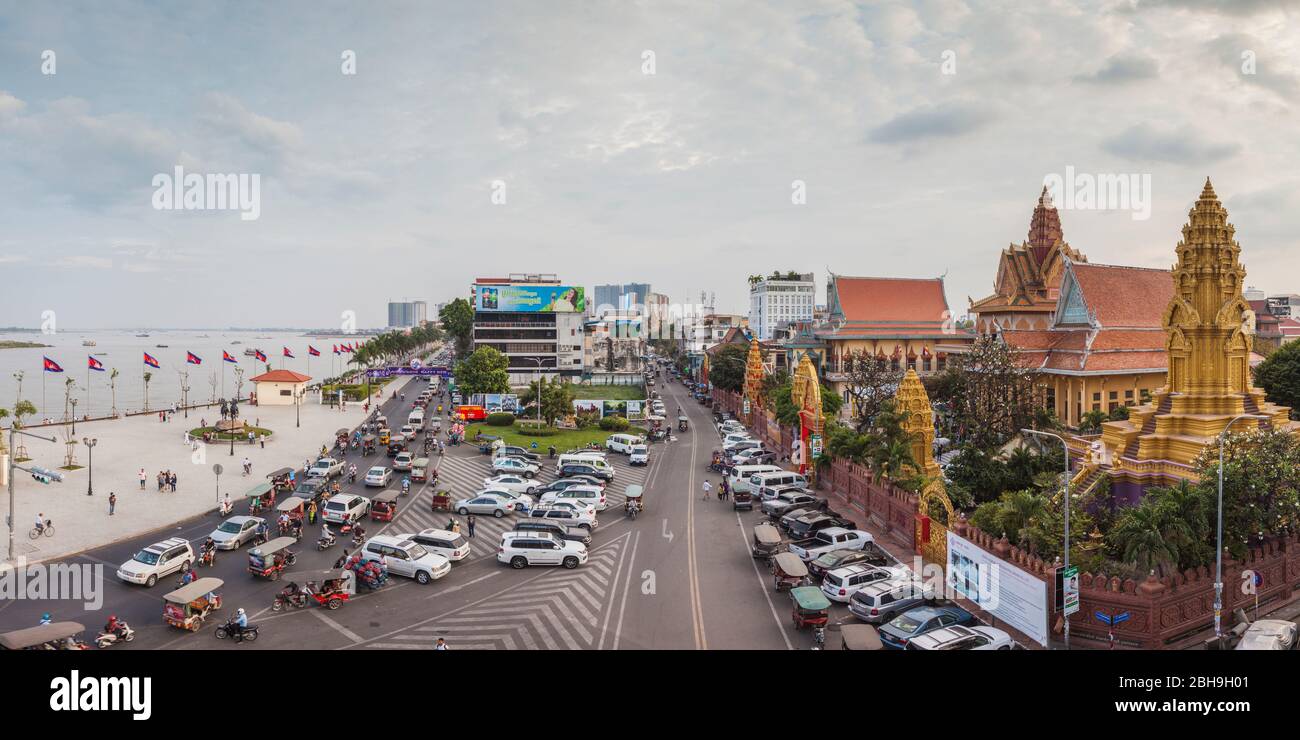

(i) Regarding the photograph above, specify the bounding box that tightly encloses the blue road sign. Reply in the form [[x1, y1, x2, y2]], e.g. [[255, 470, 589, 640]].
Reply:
[[1095, 611, 1113, 625], [1113, 612, 1130, 624]]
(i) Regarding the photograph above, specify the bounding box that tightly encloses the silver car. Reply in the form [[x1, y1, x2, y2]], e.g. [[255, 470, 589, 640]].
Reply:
[[209, 516, 266, 550], [455, 492, 519, 518]]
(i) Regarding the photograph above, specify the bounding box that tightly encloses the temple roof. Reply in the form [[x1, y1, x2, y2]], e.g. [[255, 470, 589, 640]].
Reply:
[[969, 187, 1087, 316], [819, 275, 958, 339]]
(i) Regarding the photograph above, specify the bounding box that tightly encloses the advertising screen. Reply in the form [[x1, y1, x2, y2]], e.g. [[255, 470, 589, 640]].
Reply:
[[475, 285, 585, 313]]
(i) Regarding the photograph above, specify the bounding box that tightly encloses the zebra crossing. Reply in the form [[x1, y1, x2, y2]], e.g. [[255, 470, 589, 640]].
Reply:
[[360, 532, 635, 650]]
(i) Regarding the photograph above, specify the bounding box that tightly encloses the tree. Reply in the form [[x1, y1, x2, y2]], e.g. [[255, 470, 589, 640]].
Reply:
[[769, 378, 841, 427], [11, 399, 36, 428], [439, 298, 475, 357], [840, 351, 903, 433], [1192, 427, 1300, 559], [454, 346, 510, 396], [519, 377, 577, 426], [143, 371, 153, 411], [707, 344, 749, 392], [941, 336, 1040, 449], [1079, 409, 1107, 434], [1253, 340, 1300, 418], [1107, 498, 1186, 577]]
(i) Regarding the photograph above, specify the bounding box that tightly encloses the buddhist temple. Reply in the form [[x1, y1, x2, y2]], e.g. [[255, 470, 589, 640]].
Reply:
[[1096, 179, 1296, 501], [970, 187, 1088, 335]]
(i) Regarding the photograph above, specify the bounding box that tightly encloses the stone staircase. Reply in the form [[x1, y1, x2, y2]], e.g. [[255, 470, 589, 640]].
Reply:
[[1123, 394, 1172, 458]]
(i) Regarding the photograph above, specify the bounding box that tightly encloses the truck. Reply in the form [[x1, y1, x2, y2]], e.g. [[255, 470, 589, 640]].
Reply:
[[787, 527, 874, 562], [307, 457, 344, 481]]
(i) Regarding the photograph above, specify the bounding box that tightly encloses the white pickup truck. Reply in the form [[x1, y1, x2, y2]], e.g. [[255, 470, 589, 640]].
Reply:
[[787, 527, 874, 561], [308, 457, 344, 480]]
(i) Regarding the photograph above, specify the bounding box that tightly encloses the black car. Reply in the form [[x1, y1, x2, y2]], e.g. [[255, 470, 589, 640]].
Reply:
[[387, 442, 406, 457], [808, 545, 895, 579], [787, 513, 853, 540], [512, 519, 592, 546], [559, 463, 613, 482], [292, 478, 330, 507]]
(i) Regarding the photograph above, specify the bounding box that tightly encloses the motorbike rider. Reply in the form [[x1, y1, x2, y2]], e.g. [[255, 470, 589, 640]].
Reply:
[[232, 607, 248, 637], [350, 524, 366, 544], [104, 615, 128, 640], [39, 612, 52, 626], [320, 522, 334, 546], [220, 493, 233, 515], [255, 519, 270, 542], [201, 537, 217, 563], [348, 463, 358, 482], [401, 477, 410, 495]]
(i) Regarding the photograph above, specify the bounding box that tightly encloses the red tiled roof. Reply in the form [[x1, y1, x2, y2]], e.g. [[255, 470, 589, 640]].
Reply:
[[1069, 263, 1172, 328], [832, 276, 949, 325], [251, 369, 312, 383]]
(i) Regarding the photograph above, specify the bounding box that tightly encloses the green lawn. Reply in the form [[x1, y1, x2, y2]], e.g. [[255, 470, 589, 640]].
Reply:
[[464, 422, 616, 451], [571, 384, 645, 401]]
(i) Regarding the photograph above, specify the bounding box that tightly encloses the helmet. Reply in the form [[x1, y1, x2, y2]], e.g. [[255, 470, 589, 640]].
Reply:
[[109, 615, 117, 621], [236, 608, 245, 616], [42, 612, 51, 620]]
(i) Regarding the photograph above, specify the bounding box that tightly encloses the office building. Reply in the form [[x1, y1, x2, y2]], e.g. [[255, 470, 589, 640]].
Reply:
[[387, 300, 427, 328], [593, 283, 652, 314], [748, 272, 815, 340], [471, 274, 586, 385]]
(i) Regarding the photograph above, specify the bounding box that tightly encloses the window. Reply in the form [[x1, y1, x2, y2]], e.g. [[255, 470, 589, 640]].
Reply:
[[1092, 392, 1101, 402], [1109, 391, 1118, 400], [280, 389, 291, 396]]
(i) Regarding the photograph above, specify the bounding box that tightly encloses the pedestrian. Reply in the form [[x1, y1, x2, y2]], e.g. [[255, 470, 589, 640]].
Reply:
[[157, 471, 164, 492], [466, 515, 476, 538], [307, 501, 317, 524], [434, 637, 449, 650], [139, 468, 146, 490], [108, 492, 117, 516], [259, 435, 265, 449], [334, 549, 350, 569], [170, 472, 178, 492], [702, 480, 711, 501]]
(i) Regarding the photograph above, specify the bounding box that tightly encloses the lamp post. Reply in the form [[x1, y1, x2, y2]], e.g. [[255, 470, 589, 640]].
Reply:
[[295, 388, 303, 429], [1022, 428, 1071, 650], [1214, 413, 1268, 640], [83, 437, 97, 496], [70, 398, 78, 436], [7, 427, 59, 561]]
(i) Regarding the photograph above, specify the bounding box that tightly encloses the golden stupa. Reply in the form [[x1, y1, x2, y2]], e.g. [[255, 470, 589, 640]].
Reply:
[[1100, 179, 1294, 499]]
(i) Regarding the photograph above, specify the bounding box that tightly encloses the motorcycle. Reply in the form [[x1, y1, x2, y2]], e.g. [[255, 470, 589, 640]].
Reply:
[[627, 504, 639, 520], [271, 591, 309, 611], [317, 533, 337, 551], [199, 548, 216, 567], [348, 469, 357, 484], [94, 623, 135, 649], [401, 481, 410, 497], [218, 499, 233, 517], [214, 619, 259, 643], [811, 626, 826, 651], [351, 530, 366, 547]]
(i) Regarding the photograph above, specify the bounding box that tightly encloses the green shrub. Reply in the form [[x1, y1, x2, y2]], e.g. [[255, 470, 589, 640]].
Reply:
[[516, 425, 560, 437], [598, 416, 630, 431], [486, 412, 516, 427]]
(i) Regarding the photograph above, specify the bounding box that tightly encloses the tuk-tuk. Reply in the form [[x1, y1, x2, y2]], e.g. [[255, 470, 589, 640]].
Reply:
[[267, 467, 297, 495], [429, 416, 442, 435], [371, 490, 399, 522], [624, 484, 644, 518], [248, 536, 298, 580], [378, 427, 392, 446], [477, 434, 502, 454], [361, 434, 377, 455], [310, 569, 356, 610], [678, 415, 689, 432], [752, 523, 782, 559], [374, 414, 388, 429], [709, 449, 728, 474], [163, 577, 224, 631], [430, 490, 453, 512], [411, 457, 431, 482], [387, 441, 405, 457], [246, 481, 275, 514], [0, 622, 88, 650], [335, 428, 350, 448], [276, 496, 307, 538], [840, 624, 884, 651], [790, 586, 831, 630], [772, 551, 810, 591]]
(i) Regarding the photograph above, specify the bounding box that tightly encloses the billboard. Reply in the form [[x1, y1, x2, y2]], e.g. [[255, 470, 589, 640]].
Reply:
[[470, 393, 519, 414], [946, 531, 1049, 647], [476, 285, 585, 313]]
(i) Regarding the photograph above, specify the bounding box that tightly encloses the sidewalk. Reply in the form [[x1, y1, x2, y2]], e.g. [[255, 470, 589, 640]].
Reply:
[[3, 376, 416, 564]]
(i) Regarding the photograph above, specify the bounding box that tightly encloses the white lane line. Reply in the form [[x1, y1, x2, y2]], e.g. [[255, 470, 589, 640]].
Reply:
[[424, 570, 498, 599], [735, 508, 794, 650], [314, 608, 364, 643], [596, 532, 633, 651], [611, 530, 640, 650]]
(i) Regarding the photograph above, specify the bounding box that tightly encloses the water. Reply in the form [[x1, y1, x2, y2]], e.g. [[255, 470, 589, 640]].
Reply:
[[0, 330, 361, 419]]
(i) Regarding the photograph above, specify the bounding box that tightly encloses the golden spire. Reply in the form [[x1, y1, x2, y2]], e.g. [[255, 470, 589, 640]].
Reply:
[[894, 369, 941, 479]]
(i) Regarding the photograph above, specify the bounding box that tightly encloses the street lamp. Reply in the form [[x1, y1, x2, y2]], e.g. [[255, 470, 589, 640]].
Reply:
[[7, 427, 59, 560], [83, 437, 97, 496], [295, 388, 303, 429], [1022, 428, 1071, 650], [70, 398, 78, 435], [1214, 413, 1267, 640]]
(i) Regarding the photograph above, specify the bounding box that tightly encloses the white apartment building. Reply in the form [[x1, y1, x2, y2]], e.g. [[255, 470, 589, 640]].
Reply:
[[749, 272, 815, 341]]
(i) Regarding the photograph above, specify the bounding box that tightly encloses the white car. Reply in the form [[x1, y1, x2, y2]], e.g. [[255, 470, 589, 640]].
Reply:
[[483, 474, 539, 495], [393, 452, 414, 472], [399, 528, 472, 562], [399, 424, 416, 442], [359, 535, 450, 585], [820, 564, 911, 603], [116, 538, 195, 587], [906, 625, 1015, 651], [492, 457, 540, 478], [475, 487, 535, 512], [628, 445, 649, 466], [364, 466, 392, 487], [308, 457, 344, 480], [1235, 619, 1299, 650], [497, 532, 588, 569], [529, 506, 598, 531], [535, 499, 597, 519], [540, 486, 605, 513]]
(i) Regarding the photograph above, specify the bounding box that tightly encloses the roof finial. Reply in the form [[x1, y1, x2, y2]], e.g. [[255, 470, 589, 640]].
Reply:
[[1201, 177, 1217, 201]]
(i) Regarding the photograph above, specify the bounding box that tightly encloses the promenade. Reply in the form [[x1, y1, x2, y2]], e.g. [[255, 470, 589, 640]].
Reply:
[[3, 376, 415, 564]]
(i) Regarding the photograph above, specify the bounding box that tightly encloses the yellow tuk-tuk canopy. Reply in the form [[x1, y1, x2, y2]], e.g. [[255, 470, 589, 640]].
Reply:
[[245, 482, 273, 499], [164, 577, 225, 604]]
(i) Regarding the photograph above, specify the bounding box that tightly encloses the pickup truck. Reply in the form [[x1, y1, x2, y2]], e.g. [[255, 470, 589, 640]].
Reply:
[[808, 543, 897, 579], [787, 527, 874, 561], [786, 512, 853, 540], [308, 457, 344, 480], [762, 491, 824, 518]]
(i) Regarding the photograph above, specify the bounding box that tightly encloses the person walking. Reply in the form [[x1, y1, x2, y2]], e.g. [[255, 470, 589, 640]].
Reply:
[[434, 637, 449, 650], [157, 471, 164, 492], [108, 492, 117, 516], [307, 501, 317, 524], [170, 471, 178, 492], [139, 468, 147, 490], [701, 480, 711, 501], [466, 515, 476, 538]]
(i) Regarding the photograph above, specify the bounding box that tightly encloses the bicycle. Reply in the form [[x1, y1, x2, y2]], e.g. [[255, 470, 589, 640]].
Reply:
[[29, 520, 54, 539]]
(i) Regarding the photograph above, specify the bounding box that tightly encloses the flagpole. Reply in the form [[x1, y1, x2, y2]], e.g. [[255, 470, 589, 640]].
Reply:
[[87, 364, 91, 418]]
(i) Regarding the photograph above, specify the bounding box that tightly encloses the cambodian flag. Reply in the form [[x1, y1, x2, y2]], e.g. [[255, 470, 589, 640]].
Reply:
[[186, 352, 202, 365], [143, 352, 161, 368], [342, 343, 354, 353], [308, 345, 320, 357], [333, 344, 340, 355], [88, 356, 105, 372], [223, 351, 237, 363], [43, 356, 65, 373], [254, 349, 267, 362], [283, 347, 295, 359]]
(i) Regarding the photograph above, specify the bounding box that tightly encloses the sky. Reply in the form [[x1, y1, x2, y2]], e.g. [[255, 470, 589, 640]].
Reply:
[[1, 0, 1299, 329]]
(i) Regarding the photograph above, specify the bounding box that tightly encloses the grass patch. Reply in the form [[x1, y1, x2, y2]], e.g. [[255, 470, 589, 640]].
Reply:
[[189, 425, 274, 441], [571, 384, 646, 401], [465, 422, 613, 451], [321, 376, 394, 401], [59, 464, 84, 471]]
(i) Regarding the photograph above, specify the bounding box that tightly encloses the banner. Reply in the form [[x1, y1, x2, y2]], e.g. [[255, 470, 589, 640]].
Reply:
[[625, 400, 645, 420], [470, 393, 519, 413], [366, 366, 451, 378], [475, 284, 585, 313], [946, 531, 1049, 647]]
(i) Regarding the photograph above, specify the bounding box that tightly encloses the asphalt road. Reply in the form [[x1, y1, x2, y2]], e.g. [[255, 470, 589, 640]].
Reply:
[[0, 374, 810, 650]]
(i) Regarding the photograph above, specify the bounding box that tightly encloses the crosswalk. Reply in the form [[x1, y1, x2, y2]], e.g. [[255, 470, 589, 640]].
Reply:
[[362, 532, 634, 650]]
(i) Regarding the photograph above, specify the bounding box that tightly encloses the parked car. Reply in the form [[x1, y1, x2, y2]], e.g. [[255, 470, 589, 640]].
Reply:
[[848, 578, 932, 624], [763, 491, 823, 518], [558, 462, 613, 482], [360, 535, 451, 584], [116, 537, 195, 587], [208, 516, 267, 551], [492, 457, 540, 478], [808, 545, 897, 579], [512, 518, 592, 546], [821, 564, 910, 603], [880, 605, 975, 649], [497, 446, 542, 462], [1235, 619, 1299, 651], [399, 528, 471, 562], [536, 499, 597, 520], [788, 528, 874, 562], [628, 445, 649, 466], [364, 466, 392, 487], [473, 487, 535, 512], [482, 474, 538, 495], [498, 532, 588, 569], [293, 477, 330, 506], [786, 512, 852, 540], [906, 624, 1014, 651], [540, 485, 607, 512], [457, 492, 520, 518], [308, 457, 344, 480], [529, 506, 598, 530]]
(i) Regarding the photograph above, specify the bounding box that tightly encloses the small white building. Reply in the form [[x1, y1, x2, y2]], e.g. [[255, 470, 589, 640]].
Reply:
[[749, 272, 815, 341], [250, 369, 312, 406]]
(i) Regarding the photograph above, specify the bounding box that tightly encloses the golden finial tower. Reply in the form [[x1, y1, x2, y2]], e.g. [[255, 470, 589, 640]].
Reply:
[[895, 368, 942, 480]]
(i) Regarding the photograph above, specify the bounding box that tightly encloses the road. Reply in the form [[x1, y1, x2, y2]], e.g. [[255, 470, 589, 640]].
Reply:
[[0, 373, 809, 650]]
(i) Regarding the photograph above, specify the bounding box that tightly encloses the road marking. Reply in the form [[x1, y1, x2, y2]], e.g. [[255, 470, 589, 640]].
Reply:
[[314, 609, 364, 643], [596, 524, 634, 651], [424, 570, 498, 599], [611, 530, 640, 650], [735, 508, 794, 650], [683, 386, 707, 650]]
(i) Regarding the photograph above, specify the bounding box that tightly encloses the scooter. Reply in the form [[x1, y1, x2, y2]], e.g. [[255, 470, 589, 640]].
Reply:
[[214, 619, 259, 643], [401, 481, 411, 497], [199, 548, 216, 567], [317, 533, 337, 551], [271, 591, 309, 611], [348, 469, 357, 484], [218, 499, 233, 517], [94, 623, 135, 649]]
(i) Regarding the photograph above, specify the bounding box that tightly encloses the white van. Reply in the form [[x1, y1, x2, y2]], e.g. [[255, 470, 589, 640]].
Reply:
[[408, 410, 424, 427], [606, 433, 644, 454], [728, 464, 783, 493], [722, 432, 753, 446], [557, 454, 614, 475], [750, 470, 806, 492]]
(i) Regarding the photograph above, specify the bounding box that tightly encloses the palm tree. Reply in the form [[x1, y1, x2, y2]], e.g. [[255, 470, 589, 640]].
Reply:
[[143, 371, 153, 411], [1000, 489, 1047, 545], [1109, 500, 1185, 576], [109, 368, 120, 416], [0, 407, 8, 454], [1079, 409, 1108, 434]]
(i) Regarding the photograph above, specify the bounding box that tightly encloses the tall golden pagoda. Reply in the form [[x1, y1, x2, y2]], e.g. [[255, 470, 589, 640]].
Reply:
[[895, 368, 943, 481], [1100, 180, 1294, 500]]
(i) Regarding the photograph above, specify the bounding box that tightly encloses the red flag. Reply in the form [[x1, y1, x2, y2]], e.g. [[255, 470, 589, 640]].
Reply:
[[143, 352, 161, 368], [308, 345, 321, 356], [283, 347, 295, 359], [254, 349, 267, 362], [186, 352, 203, 365], [87, 356, 105, 371], [332, 344, 339, 355], [223, 351, 238, 363], [43, 356, 65, 373]]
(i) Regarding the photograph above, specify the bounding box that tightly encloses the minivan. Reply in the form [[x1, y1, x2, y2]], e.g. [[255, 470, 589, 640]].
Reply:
[[605, 433, 644, 454], [728, 464, 782, 493], [557, 454, 614, 476], [323, 494, 370, 524], [750, 470, 806, 492], [407, 410, 424, 427]]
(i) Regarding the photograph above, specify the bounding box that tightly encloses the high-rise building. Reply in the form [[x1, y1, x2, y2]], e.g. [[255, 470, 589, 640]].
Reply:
[[471, 274, 587, 385], [748, 272, 815, 340], [387, 300, 427, 328], [593, 283, 652, 314]]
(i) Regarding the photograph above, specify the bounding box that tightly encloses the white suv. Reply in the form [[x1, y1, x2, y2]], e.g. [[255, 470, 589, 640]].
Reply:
[[497, 532, 588, 569], [323, 493, 370, 524], [360, 535, 451, 585], [821, 564, 910, 603], [117, 537, 195, 587]]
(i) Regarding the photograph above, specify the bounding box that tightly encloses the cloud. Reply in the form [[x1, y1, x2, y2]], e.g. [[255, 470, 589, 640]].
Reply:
[[1074, 54, 1159, 84], [1135, 0, 1300, 16], [868, 101, 995, 144], [1101, 123, 1241, 164]]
